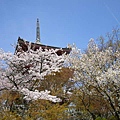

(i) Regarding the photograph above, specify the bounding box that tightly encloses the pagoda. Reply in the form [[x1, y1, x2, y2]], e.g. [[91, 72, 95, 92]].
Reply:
[[15, 19, 71, 55]]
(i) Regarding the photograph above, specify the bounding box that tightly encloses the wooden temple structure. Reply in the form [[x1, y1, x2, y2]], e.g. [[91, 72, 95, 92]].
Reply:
[[15, 37, 71, 55], [15, 19, 71, 55]]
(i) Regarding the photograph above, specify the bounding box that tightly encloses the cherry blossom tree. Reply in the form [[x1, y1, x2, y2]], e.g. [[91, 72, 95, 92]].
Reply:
[[0, 45, 67, 118], [0, 46, 65, 103], [66, 39, 120, 120]]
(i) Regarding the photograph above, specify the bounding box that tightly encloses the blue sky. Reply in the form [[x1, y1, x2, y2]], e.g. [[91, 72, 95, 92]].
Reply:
[[0, 0, 120, 53]]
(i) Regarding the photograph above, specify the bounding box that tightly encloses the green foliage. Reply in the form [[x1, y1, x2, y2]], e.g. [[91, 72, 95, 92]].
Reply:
[[95, 117, 107, 120], [0, 111, 21, 120], [95, 116, 119, 120], [108, 116, 118, 120]]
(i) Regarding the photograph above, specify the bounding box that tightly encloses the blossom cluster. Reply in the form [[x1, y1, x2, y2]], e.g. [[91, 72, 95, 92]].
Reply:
[[66, 39, 120, 115], [0, 46, 65, 102]]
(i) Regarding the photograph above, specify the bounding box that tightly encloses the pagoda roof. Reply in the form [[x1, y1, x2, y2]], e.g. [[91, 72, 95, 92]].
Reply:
[[15, 37, 71, 56]]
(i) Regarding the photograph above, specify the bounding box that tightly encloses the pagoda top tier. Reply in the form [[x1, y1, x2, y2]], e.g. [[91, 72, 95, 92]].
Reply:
[[15, 37, 71, 56]]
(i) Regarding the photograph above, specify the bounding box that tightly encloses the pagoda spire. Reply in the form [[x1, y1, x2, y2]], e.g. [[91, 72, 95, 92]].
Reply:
[[36, 18, 41, 44]]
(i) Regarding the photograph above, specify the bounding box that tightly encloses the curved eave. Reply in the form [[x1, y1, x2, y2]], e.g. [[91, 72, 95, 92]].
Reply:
[[15, 37, 71, 55]]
